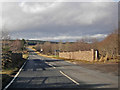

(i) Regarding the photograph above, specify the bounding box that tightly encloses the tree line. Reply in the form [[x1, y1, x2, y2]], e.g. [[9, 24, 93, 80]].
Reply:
[[34, 30, 118, 60], [2, 37, 26, 69]]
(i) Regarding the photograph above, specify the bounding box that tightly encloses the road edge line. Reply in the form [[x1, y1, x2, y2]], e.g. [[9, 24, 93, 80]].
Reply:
[[60, 71, 79, 85], [3, 60, 28, 90]]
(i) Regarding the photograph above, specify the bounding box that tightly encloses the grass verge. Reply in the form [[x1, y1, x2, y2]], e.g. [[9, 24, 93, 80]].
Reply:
[[28, 46, 120, 64], [2, 53, 28, 89]]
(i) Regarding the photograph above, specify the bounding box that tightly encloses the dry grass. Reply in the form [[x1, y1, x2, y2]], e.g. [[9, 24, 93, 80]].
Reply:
[[2, 68, 19, 89], [2, 56, 27, 89], [28, 46, 120, 64], [2, 68, 18, 75], [23, 53, 29, 59]]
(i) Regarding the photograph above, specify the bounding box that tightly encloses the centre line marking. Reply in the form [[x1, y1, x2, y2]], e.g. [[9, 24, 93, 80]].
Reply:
[[60, 71, 80, 85], [49, 64, 56, 68], [53, 66, 56, 69], [46, 63, 56, 69]]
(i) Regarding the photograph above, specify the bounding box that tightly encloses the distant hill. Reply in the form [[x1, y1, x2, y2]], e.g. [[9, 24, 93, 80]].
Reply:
[[26, 40, 59, 45], [26, 40, 75, 45]]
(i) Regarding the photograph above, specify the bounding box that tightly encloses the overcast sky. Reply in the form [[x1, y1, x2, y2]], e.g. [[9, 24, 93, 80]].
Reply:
[[1, 0, 118, 41]]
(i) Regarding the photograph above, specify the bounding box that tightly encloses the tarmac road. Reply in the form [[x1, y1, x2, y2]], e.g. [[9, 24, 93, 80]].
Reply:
[[7, 48, 118, 89]]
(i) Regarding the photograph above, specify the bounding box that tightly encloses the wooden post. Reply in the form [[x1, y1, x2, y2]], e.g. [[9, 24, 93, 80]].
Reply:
[[95, 50, 98, 61]]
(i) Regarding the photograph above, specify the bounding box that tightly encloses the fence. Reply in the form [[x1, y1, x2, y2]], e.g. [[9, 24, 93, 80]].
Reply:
[[59, 49, 98, 61]]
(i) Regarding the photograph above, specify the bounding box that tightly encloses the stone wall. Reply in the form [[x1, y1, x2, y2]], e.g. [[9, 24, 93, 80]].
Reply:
[[59, 49, 97, 61]]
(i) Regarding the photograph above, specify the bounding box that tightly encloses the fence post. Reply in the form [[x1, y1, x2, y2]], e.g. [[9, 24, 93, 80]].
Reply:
[[95, 50, 98, 60]]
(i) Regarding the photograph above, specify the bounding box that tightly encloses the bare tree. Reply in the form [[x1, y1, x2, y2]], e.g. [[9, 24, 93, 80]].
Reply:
[[1, 30, 10, 40], [10, 39, 23, 52], [97, 30, 118, 59], [58, 40, 63, 51], [42, 41, 52, 55], [35, 43, 41, 51]]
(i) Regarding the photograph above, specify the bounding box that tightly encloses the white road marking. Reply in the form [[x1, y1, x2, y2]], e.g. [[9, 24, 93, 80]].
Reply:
[[3, 60, 27, 90], [48, 63, 56, 69], [73, 62, 77, 64], [44, 62, 56, 69], [48, 63, 52, 66], [45, 62, 49, 64], [53, 66, 56, 69], [66, 61, 71, 63], [34, 55, 56, 69], [60, 71, 80, 85]]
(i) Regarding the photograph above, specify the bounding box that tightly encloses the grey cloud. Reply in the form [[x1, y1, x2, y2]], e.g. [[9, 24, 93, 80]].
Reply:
[[2, 2, 118, 41]]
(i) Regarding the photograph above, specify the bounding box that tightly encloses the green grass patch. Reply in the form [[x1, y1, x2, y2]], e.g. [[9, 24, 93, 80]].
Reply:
[[50, 55, 59, 58]]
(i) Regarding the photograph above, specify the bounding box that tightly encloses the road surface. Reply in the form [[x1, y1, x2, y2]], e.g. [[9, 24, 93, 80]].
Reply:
[[7, 48, 118, 89]]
